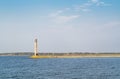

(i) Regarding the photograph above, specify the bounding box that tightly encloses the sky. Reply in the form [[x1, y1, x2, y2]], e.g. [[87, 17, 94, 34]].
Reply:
[[0, 0, 120, 53]]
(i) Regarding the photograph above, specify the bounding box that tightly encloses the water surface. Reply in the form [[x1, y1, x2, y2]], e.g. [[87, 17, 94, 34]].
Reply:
[[0, 56, 120, 79]]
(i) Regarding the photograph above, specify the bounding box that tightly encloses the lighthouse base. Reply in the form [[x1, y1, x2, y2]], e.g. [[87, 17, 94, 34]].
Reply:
[[30, 55, 51, 58]]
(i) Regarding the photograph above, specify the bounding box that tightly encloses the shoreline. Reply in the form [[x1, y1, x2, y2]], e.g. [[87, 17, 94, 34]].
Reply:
[[1, 53, 120, 58]]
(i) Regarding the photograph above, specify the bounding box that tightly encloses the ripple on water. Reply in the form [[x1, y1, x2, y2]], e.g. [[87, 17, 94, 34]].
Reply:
[[0, 57, 120, 79]]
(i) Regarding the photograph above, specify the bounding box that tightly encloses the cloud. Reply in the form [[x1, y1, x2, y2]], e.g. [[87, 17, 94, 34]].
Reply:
[[49, 10, 80, 24], [54, 15, 79, 24], [50, 10, 63, 17], [49, 0, 111, 24], [74, 2, 92, 12], [74, 6, 88, 12], [90, 0, 111, 6], [91, 0, 99, 3], [74, 0, 111, 12]]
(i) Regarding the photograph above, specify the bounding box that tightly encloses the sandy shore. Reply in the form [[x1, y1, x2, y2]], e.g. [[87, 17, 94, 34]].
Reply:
[[1, 53, 120, 58], [30, 53, 120, 58], [47, 55, 120, 58]]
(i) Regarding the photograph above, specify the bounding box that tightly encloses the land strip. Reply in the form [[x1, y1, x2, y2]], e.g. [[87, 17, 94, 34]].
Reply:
[[0, 52, 120, 58]]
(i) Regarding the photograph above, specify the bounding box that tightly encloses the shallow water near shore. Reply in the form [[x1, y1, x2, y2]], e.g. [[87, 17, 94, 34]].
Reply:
[[0, 56, 120, 79]]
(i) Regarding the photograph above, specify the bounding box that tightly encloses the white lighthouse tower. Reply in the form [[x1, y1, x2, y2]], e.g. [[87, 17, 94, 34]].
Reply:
[[34, 38, 38, 56], [30, 38, 50, 58]]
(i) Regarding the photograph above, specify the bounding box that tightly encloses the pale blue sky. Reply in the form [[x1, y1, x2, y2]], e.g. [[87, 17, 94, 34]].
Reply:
[[0, 0, 120, 53]]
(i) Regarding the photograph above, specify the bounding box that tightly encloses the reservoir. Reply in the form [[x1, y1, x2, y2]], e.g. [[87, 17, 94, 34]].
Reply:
[[0, 56, 120, 79]]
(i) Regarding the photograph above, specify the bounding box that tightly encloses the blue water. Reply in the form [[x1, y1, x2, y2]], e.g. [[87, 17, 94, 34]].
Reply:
[[0, 56, 120, 79]]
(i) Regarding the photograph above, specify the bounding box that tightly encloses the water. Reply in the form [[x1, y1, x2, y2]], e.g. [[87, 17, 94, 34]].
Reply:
[[0, 56, 120, 79]]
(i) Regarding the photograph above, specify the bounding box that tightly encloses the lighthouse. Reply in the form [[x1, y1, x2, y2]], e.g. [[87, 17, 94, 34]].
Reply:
[[34, 38, 38, 56], [30, 38, 51, 58]]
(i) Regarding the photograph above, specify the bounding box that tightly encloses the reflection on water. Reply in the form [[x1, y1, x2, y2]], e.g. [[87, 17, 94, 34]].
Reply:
[[0, 56, 120, 79]]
